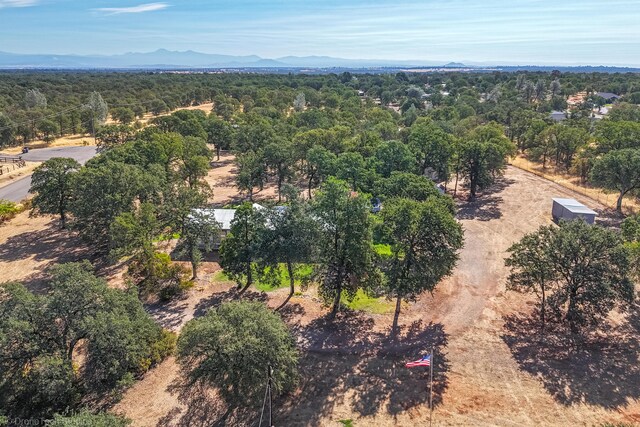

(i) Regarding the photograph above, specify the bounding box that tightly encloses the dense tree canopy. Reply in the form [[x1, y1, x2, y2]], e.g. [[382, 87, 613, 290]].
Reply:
[[177, 301, 298, 418], [506, 221, 635, 333], [0, 262, 174, 419]]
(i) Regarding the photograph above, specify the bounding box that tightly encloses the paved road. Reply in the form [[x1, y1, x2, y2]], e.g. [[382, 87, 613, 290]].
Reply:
[[0, 146, 97, 202]]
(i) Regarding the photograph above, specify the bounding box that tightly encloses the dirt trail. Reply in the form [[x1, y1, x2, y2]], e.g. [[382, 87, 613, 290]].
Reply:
[[409, 166, 610, 335]]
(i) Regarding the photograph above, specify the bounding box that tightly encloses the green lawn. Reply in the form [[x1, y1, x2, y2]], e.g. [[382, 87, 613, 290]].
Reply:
[[213, 264, 313, 292], [345, 289, 395, 314], [214, 265, 393, 314], [373, 243, 392, 257]]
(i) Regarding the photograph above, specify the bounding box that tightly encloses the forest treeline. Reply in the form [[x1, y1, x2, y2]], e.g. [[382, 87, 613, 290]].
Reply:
[[1, 71, 640, 211]]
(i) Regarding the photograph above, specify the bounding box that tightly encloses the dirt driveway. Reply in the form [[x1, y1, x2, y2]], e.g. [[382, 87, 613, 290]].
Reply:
[[113, 166, 639, 426]]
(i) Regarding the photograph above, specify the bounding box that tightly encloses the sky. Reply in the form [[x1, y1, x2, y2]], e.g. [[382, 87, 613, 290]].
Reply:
[[1, 0, 639, 66]]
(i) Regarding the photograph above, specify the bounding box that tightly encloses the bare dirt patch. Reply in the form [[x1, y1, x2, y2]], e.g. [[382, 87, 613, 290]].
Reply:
[[0, 211, 91, 290], [205, 153, 278, 206], [114, 166, 639, 426]]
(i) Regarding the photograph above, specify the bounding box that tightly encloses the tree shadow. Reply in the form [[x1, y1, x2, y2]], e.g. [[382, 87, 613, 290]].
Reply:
[[456, 177, 514, 221], [456, 195, 503, 221], [0, 223, 92, 292], [501, 306, 640, 408], [157, 378, 253, 427], [594, 207, 626, 229], [145, 295, 192, 332], [278, 314, 450, 425], [353, 321, 449, 417], [193, 287, 268, 318], [278, 302, 306, 322]]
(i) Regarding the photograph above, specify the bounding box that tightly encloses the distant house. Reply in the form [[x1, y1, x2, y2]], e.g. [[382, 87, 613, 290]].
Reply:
[[596, 92, 620, 101], [550, 110, 567, 122]]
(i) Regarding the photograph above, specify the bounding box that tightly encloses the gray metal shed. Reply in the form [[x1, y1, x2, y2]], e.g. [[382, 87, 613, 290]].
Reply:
[[551, 198, 597, 224]]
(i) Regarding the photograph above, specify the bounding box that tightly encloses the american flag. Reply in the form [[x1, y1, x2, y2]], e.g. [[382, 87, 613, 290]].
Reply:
[[405, 354, 431, 368]]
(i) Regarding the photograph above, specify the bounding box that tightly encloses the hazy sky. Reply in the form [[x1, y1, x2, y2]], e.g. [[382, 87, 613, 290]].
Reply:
[[1, 0, 639, 66]]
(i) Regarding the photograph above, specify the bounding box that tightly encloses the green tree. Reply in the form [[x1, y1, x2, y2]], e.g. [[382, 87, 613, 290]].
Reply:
[[591, 148, 640, 212], [377, 172, 444, 203], [70, 162, 160, 249], [264, 140, 294, 202], [29, 157, 81, 229], [335, 151, 368, 191], [149, 99, 168, 116], [110, 107, 136, 125], [409, 119, 454, 182], [381, 198, 463, 335], [374, 140, 415, 177], [312, 178, 378, 318], [0, 262, 174, 418], [180, 136, 212, 189], [505, 221, 634, 334], [177, 301, 298, 421], [595, 121, 640, 153], [235, 151, 267, 201], [219, 203, 265, 294], [205, 116, 234, 160], [303, 145, 336, 198], [96, 124, 135, 151], [505, 226, 555, 334], [176, 209, 220, 279], [109, 202, 159, 259], [259, 186, 319, 310], [37, 119, 59, 143], [0, 113, 15, 147], [459, 123, 516, 199]]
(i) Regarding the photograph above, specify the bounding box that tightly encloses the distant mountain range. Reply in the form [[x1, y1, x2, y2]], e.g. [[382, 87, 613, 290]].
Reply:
[[0, 49, 445, 69], [0, 49, 638, 72]]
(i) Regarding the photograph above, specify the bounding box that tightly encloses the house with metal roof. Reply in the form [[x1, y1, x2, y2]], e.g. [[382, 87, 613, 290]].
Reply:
[[596, 92, 620, 101], [549, 111, 567, 122]]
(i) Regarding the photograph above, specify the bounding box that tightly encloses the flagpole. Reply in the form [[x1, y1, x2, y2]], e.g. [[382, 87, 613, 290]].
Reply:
[[429, 347, 434, 427]]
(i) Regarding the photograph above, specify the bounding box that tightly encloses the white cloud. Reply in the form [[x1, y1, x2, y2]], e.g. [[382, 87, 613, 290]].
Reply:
[[0, 0, 38, 8], [95, 2, 169, 15]]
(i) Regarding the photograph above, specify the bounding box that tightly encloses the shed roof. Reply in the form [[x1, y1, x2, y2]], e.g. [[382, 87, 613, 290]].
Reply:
[[552, 198, 597, 215]]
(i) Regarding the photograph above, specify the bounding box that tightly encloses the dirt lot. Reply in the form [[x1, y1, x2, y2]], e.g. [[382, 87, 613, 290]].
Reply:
[[205, 153, 278, 206], [110, 166, 639, 427], [0, 211, 91, 290]]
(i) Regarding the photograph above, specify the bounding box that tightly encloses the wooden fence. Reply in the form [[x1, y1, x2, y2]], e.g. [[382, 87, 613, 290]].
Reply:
[[0, 156, 27, 175]]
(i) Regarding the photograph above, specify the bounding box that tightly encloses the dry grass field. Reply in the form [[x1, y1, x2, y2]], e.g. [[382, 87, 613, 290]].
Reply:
[[1, 153, 638, 426]]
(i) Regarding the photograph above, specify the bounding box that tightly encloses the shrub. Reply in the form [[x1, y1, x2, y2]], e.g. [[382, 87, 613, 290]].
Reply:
[[0, 199, 21, 223]]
